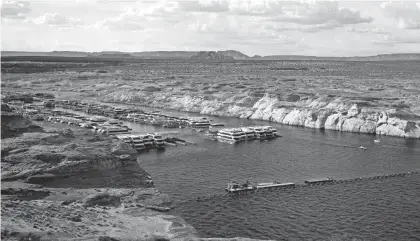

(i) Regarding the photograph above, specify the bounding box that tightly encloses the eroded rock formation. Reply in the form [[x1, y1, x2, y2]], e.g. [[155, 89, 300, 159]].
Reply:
[[102, 92, 420, 139]]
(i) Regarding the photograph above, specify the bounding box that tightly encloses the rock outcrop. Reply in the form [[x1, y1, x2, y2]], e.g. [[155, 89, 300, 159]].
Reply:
[[1, 104, 43, 139], [1, 186, 199, 241]]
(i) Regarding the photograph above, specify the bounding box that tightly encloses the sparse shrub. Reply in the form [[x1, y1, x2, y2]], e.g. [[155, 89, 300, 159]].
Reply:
[[235, 84, 247, 89], [280, 78, 297, 82], [77, 76, 89, 80], [360, 96, 381, 101], [285, 94, 300, 102], [143, 86, 162, 92], [249, 91, 265, 98], [392, 101, 410, 109], [84, 193, 121, 207]]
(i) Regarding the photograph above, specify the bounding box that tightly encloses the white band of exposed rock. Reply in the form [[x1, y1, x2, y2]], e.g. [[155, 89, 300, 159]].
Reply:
[[101, 93, 420, 139]]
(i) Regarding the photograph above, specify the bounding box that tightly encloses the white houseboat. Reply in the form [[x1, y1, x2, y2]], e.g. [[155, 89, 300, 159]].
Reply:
[[240, 127, 257, 140], [248, 127, 267, 140], [130, 135, 147, 151], [148, 133, 165, 149], [187, 117, 211, 128], [217, 128, 246, 144], [225, 181, 255, 193]]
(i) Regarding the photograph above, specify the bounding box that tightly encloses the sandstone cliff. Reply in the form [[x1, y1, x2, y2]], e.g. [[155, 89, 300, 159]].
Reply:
[[101, 92, 420, 139]]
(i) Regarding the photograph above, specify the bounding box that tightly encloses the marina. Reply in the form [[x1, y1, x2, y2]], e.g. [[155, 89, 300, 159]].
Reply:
[[53, 99, 217, 130], [7, 99, 200, 152], [11, 98, 286, 148]]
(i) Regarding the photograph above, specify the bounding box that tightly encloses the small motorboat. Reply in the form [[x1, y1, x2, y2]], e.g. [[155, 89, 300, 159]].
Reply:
[[225, 180, 255, 193], [374, 139, 380, 143], [359, 146, 367, 150]]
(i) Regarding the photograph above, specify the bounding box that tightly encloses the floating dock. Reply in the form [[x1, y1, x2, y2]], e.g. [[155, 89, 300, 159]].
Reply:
[[256, 182, 296, 189], [304, 177, 334, 184]]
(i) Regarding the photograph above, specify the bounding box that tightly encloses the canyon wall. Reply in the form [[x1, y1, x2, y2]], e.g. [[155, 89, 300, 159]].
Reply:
[[102, 92, 420, 139]]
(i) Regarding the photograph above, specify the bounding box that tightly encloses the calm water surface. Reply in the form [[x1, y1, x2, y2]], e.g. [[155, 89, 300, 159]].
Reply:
[[58, 107, 420, 240]]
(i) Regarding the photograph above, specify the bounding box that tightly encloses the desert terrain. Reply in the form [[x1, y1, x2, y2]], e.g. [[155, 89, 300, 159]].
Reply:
[[2, 57, 419, 240], [2, 58, 420, 138]]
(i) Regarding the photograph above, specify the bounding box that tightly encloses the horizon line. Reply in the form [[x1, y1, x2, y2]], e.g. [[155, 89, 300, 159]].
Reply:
[[2, 50, 420, 58]]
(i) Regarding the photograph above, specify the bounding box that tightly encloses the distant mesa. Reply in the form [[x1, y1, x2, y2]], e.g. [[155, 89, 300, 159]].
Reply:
[[2, 50, 420, 61], [189, 51, 235, 61], [87, 52, 135, 59], [218, 50, 249, 60]]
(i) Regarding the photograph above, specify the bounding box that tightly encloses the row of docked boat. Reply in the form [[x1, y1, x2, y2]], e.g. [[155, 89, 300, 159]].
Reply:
[[216, 126, 278, 144], [47, 114, 132, 136], [53, 99, 223, 129], [116, 133, 165, 151], [225, 177, 334, 193], [46, 110, 170, 151]]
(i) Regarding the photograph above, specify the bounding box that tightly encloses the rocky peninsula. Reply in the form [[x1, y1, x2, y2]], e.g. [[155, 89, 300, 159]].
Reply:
[[1, 98, 267, 241]]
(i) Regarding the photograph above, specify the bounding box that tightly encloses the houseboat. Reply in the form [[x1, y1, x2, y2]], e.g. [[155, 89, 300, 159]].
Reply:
[[89, 116, 107, 123], [248, 127, 267, 140], [210, 123, 226, 127], [240, 127, 257, 140], [105, 119, 123, 126], [187, 117, 211, 128], [130, 135, 147, 151], [264, 126, 278, 137], [148, 133, 165, 149], [217, 128, 246, 144], [99, 126, 130, 136], [116, 135, 133, 144], [225, 181, 255, 193]]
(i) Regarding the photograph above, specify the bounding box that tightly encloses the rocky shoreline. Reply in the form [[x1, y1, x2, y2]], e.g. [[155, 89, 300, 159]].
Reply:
[[101, 92, 420, 139], [1, 104, 268, 241]]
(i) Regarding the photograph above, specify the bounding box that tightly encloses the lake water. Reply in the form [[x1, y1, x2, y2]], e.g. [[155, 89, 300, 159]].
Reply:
[[58, 107, 420, 240]]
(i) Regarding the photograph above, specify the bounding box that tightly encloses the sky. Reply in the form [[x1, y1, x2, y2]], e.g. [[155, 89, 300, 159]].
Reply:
[[1, 0, 420, 56]]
